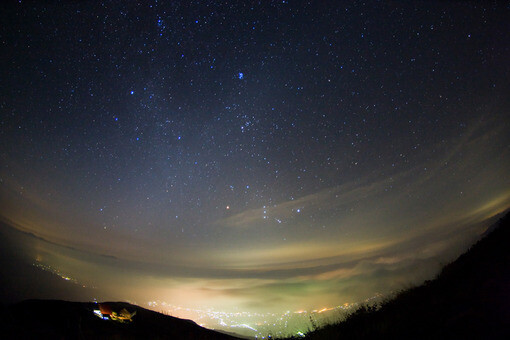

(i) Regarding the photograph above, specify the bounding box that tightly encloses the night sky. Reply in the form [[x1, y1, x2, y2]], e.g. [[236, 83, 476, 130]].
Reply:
[[1, 0, 510, 334]]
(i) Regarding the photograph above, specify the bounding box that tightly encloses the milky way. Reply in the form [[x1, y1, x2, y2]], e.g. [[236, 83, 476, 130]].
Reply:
[[1, 0, 509, 334]]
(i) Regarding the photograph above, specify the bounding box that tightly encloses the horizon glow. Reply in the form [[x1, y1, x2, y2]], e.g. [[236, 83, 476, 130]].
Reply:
[[1, 1, 509, 337]]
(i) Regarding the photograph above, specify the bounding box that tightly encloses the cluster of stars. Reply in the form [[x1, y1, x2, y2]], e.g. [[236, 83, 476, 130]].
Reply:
[[0, 1, 508, 336]]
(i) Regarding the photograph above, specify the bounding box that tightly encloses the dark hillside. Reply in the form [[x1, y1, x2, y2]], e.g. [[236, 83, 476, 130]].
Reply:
[[300, 212, 510, 339], [0, 299, 242, 339]]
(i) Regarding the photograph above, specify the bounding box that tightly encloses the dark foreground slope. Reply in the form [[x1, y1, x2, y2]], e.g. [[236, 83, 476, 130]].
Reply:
[[0, 300, 242, 339], [302, 212, 510, 339]]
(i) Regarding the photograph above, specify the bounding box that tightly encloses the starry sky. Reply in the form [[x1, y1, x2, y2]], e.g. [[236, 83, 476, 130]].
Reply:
[[1, 0, 510, 327]]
